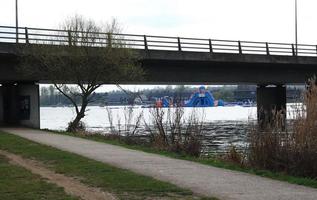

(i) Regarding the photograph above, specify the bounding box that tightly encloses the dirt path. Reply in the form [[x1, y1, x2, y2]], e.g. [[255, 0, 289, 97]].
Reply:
[[0, 149, 117, 200], [2, 128, 317, 200]]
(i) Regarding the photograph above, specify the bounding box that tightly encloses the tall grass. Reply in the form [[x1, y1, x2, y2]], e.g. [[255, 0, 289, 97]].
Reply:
[[248, 79, 317, 178], [105, 106, 205, 157], [145, 107, 205, 157], [105, 106, 143, 144]]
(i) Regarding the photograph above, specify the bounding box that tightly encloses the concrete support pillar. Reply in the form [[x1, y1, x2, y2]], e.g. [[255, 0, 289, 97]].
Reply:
[[2, 84, 19, 125], [0, 82, 40, 128], [257, 85, 286, 128]]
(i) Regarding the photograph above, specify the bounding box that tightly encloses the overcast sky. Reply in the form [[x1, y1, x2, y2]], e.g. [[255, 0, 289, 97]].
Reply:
[[1, 0, 316, 91]]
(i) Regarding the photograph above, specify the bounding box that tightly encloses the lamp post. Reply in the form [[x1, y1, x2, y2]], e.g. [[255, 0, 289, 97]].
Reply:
[[15, 0, 18, 43], [295, 0, 298, 55]]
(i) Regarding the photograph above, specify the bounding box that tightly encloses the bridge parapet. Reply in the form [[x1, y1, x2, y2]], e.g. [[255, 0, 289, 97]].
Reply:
[[1, 25, 317, 57]]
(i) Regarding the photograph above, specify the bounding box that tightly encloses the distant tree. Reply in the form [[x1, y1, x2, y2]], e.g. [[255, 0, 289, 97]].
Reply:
[[212, 87, 235, 101], [20, 15, 143, 132], [48, 85, 56, 105], [174, 85, 186, 105], [40, 86, 49, 106]]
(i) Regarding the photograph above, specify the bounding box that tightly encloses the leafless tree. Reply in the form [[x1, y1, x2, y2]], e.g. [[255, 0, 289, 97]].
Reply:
[[20, 15, 144, 132]]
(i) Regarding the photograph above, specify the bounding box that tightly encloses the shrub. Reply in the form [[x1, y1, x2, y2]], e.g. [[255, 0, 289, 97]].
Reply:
[[105, 106, 143, 145], [248, 79, 317, 178], [146, 107, 205, 157], [221, 145, 246, 166], [67, 120, 86, 133]]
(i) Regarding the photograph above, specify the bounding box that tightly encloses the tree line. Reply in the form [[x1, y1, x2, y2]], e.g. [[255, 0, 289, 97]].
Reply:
[[40, 85, 238, 106]]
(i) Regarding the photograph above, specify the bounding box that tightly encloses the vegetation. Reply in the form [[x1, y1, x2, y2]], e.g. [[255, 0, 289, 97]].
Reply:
[[20, 15, 143, 132], [105, 106, 205, 157], [247, 79, 317, 178], [146, 107, 204, 157], [0, 131, 216, 200], [0, 155, 77, 200]]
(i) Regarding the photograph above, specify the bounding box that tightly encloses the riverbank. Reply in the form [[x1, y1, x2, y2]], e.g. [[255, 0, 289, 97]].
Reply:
[[50, 129, 317, 189], [2, 128, 317, 200], [0, 130, 215, 200]]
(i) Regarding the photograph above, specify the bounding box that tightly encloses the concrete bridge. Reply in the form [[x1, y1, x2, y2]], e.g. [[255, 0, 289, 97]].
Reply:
[[1, 25, 317, 128]]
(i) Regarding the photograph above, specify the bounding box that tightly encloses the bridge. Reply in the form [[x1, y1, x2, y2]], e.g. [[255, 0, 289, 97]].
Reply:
[[1, 25, 317, 128]]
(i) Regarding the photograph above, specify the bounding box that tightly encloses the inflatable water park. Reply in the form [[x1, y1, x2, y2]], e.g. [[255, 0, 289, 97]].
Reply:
[[155, 86, 224, 108]]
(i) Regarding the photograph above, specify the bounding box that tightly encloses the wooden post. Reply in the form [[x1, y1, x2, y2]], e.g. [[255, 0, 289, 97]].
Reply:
[[24, 27, 29, 44], [177, 37, 182, 51], [238, 41, 242, 54], [209, 39, 213, 53], [144, 35, 148, 50], [266, 42, 270, 55]]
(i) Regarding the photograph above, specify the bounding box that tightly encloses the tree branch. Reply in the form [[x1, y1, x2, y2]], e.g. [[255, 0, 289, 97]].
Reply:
[[54, 84, 80, 115]]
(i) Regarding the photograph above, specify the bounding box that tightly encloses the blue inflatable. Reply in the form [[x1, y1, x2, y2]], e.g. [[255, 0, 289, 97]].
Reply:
[[184, 86, 224, 107], [155, 86, 225, 108], [162, 97, 170, 107]]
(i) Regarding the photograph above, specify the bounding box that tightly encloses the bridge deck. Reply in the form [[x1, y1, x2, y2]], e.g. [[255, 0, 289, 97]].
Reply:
[[1, 25, 317, 84]]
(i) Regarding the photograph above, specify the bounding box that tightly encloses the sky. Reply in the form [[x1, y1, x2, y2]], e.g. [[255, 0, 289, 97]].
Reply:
[[1, 0, 316, 91]]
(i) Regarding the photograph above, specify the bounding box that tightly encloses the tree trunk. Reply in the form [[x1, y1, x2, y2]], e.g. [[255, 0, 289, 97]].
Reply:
[[67, 98, 89, 133]]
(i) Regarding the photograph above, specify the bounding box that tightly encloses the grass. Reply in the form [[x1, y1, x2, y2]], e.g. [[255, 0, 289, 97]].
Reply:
[[0, 131, 216, 200], [0, 155, 78, 200], [51, 130, 317, 189]]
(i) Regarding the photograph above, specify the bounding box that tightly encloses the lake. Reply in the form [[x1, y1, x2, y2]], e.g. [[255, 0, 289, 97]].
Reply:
[[41, 105, 298, 152]]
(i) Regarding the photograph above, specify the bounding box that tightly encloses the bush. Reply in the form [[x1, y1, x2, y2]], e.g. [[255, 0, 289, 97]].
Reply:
[[248, 79, 317, 178], [146, 107, 204, 157], [105, 105, 205, 157], [221, 145, 246, 166], [67, 120, 86, 133], [105, 106, 144, 145]]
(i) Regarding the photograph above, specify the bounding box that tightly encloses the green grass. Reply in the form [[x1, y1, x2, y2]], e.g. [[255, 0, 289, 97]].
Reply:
[[51, 130, 317, 189], [0, 155, 78, 200], [0, 131, 216, 200]]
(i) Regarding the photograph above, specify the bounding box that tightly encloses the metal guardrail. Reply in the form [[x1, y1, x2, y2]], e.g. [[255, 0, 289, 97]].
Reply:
[[1, 25, 317, 57]]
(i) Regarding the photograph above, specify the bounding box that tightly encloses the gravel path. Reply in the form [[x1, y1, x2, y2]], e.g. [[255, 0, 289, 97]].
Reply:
[[1, 127, 317, 200]]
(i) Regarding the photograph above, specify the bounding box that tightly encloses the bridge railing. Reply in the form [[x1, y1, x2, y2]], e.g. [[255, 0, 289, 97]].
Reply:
[[0, 25, 317, 57]]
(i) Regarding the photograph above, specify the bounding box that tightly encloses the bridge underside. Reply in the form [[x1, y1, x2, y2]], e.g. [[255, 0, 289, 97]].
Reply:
[[1, 47, 317, 128], [142, 59, 315, 85], [140, 50, 317, 85]]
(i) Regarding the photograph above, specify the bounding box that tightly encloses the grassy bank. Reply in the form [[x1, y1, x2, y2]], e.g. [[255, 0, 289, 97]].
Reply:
[[51, 130, 317, 189], [0, 131, 215, 200], [0, 155, 78, 200]]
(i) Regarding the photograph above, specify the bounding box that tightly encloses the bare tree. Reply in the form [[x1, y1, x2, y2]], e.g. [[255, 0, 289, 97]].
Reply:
[[20, 15, 144, 132]]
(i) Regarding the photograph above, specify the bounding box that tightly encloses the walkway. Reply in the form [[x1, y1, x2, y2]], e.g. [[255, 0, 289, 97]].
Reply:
[[1, 128, 317, 200]]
